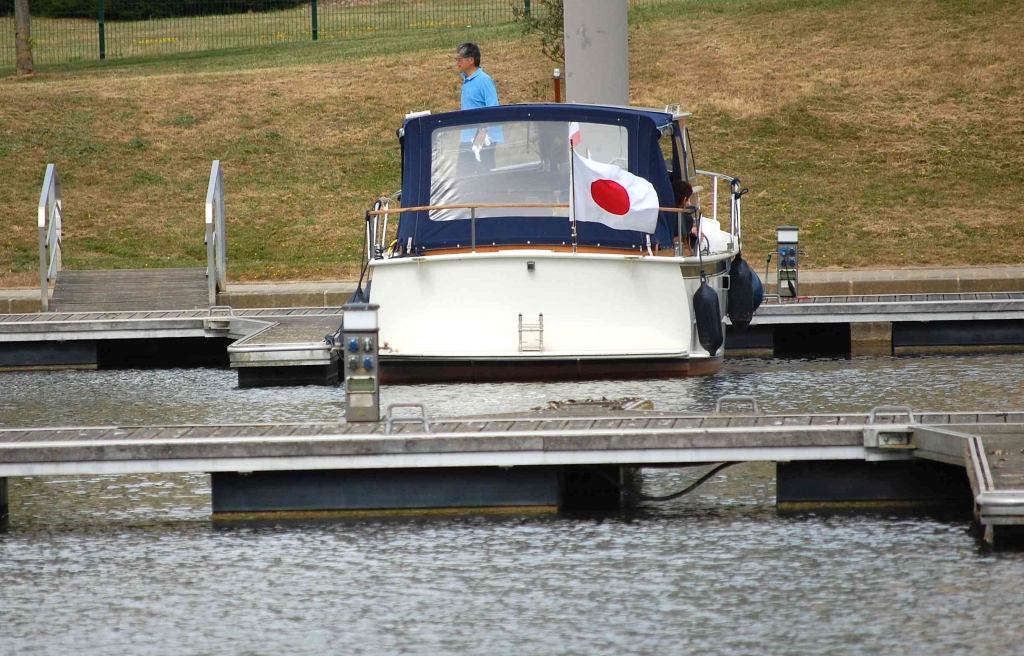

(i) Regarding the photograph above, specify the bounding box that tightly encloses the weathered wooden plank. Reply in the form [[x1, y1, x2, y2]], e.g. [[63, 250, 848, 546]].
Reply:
[[510, 420, 543, 432], [52, 269, 208, 312], [0, 431, 33, 443], [343, 423, 383, 435], [809, 415, 840, 425]]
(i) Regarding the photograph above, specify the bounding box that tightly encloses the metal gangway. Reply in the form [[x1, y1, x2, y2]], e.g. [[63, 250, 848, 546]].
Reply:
[[37, 161, 228, 312]]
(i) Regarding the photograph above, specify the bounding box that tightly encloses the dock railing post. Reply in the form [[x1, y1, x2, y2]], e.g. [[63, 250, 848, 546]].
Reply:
[[38, 212, 48, 312], [0, 477, 7, 528], [37, 164, 61, 312], [205, 161, 226, 307]]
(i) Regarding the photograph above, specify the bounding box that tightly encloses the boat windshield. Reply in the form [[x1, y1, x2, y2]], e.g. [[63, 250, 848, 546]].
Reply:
[[429, 120, 629, 221]]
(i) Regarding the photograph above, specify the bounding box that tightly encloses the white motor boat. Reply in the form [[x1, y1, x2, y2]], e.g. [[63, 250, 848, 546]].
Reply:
[[357, 103, 758, 383]]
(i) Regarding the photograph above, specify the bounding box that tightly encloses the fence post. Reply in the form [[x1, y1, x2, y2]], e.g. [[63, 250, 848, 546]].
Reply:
[[97, 0, 106, 60], [311, 0, 318, 41], [525, 0, 531, 17]]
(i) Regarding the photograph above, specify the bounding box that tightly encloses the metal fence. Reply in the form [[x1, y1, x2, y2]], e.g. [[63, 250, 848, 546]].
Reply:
[[2, 0, 679, 68]]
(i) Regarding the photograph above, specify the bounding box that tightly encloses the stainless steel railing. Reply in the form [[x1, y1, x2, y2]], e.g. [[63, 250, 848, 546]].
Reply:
[[37, 164, 63, 312], [368, 192, 402, 260], [205, 160, 227, 307], [695, 170, 743, 246], [366, 197, 744, 259]]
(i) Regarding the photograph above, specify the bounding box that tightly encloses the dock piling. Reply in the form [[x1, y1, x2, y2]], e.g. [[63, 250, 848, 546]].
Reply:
[[0, 478, 7, 529], [850, 321, 893, 356]]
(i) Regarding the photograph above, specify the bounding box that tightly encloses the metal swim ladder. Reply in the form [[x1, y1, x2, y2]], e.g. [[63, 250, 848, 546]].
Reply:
[[518, 313, 544, 352]]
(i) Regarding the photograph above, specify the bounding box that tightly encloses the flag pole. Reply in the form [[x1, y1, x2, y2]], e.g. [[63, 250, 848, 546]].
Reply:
[[569, 146, 578, 254]]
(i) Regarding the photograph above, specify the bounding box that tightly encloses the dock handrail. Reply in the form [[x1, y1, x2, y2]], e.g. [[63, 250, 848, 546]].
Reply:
[[205, 160, 227, 307], [867, 405, 917, 425], [37, 164, 62, 312], [385, 403, 431, 435], [715, 395, 761, 414]]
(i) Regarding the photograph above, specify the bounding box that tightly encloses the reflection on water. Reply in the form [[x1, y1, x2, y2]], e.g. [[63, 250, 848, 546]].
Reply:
[[1, 354, 1023, 654]]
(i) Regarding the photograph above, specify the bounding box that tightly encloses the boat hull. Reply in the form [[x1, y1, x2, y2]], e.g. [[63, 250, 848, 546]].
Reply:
[[380, 354, 723, 384], [367, 250, 730, 384]]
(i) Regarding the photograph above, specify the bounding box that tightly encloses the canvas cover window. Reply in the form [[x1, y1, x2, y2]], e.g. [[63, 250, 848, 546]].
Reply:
[[429, 121, 629, 221]]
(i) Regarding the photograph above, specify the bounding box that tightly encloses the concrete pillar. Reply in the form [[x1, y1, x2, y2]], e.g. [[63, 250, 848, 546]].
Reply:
[[850, 321, 893, 356], [563, 0, 629, 105], [0, 478, 8, 528]]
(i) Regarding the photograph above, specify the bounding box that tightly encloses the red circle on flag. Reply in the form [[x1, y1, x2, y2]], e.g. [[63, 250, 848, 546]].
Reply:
[[590, 179, 630, 216]]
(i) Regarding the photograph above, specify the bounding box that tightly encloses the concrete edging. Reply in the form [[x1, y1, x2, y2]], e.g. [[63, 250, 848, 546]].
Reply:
[[5, 267, 1024, 313]]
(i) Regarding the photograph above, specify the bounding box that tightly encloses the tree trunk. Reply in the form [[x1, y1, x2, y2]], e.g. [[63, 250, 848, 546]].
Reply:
[[15, 0, 35, 76]]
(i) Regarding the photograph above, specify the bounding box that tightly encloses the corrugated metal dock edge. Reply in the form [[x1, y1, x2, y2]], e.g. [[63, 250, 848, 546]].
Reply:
[[1, 410, 1022, 544]]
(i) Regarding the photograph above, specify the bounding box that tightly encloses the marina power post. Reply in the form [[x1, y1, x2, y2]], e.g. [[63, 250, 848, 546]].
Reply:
[[777, 226, 800, 298], [341, 303, 380, 422]]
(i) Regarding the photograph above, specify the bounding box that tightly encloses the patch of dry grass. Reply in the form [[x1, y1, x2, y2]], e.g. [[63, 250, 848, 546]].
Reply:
[[633, 0, 1024, 268], [1, 0, 1022, 288]]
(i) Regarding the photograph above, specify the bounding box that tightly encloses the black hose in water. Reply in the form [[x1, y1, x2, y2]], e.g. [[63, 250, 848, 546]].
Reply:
[[592, 462, 738, 502]]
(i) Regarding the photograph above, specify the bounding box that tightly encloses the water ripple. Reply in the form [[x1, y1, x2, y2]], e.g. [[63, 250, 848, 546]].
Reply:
[[1, 355, 1023, 653]]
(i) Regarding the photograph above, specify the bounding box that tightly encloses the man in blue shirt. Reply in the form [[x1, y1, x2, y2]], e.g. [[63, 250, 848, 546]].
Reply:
[[456, 42, 501, 174]]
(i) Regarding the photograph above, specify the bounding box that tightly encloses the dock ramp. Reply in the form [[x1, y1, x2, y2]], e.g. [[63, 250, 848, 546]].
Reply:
[[36, 161, 227, 312], [50, 269, 209, 312]]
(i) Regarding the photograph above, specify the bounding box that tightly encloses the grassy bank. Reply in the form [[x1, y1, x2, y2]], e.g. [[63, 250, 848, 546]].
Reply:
[[1, 0, 1022, 287]]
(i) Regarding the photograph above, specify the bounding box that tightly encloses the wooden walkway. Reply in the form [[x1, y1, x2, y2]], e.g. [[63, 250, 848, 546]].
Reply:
[[50, 269, 209, 313], [0, 409, 1021, 542]]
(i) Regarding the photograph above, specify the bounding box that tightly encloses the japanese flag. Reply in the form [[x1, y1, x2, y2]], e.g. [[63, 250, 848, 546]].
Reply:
[[568, 122, 582, 148], [572, 151, 660, 233]]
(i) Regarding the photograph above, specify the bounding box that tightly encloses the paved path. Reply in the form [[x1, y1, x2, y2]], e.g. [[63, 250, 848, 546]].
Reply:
[[4, 266, 1024, 313]]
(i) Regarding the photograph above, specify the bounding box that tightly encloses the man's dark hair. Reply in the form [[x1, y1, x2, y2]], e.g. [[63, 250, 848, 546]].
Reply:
[[672, 179, 693, 207], [457, 42, 481, 67]]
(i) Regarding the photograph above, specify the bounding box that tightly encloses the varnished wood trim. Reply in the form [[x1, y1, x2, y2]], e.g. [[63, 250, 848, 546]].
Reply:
[[420, 244, 645, 256]]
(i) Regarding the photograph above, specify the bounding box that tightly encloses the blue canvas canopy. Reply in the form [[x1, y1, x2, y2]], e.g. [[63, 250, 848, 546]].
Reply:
[[395, 104, 679, 253]]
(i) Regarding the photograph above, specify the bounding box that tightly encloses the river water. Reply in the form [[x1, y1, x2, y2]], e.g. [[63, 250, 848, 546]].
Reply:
[[1, 355, 1023, 654]]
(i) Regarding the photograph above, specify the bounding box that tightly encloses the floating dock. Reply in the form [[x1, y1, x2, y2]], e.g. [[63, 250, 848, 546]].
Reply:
[[730, 291, 1024, 356], [15, 160, 1024, 381], [1, 407, 1021, 545], [0, 307, 343, 384], [5, 289, 1024, 385]]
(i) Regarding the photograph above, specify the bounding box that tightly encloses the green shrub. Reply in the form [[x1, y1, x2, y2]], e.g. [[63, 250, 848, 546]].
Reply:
[[511, 0, 564, 64]]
